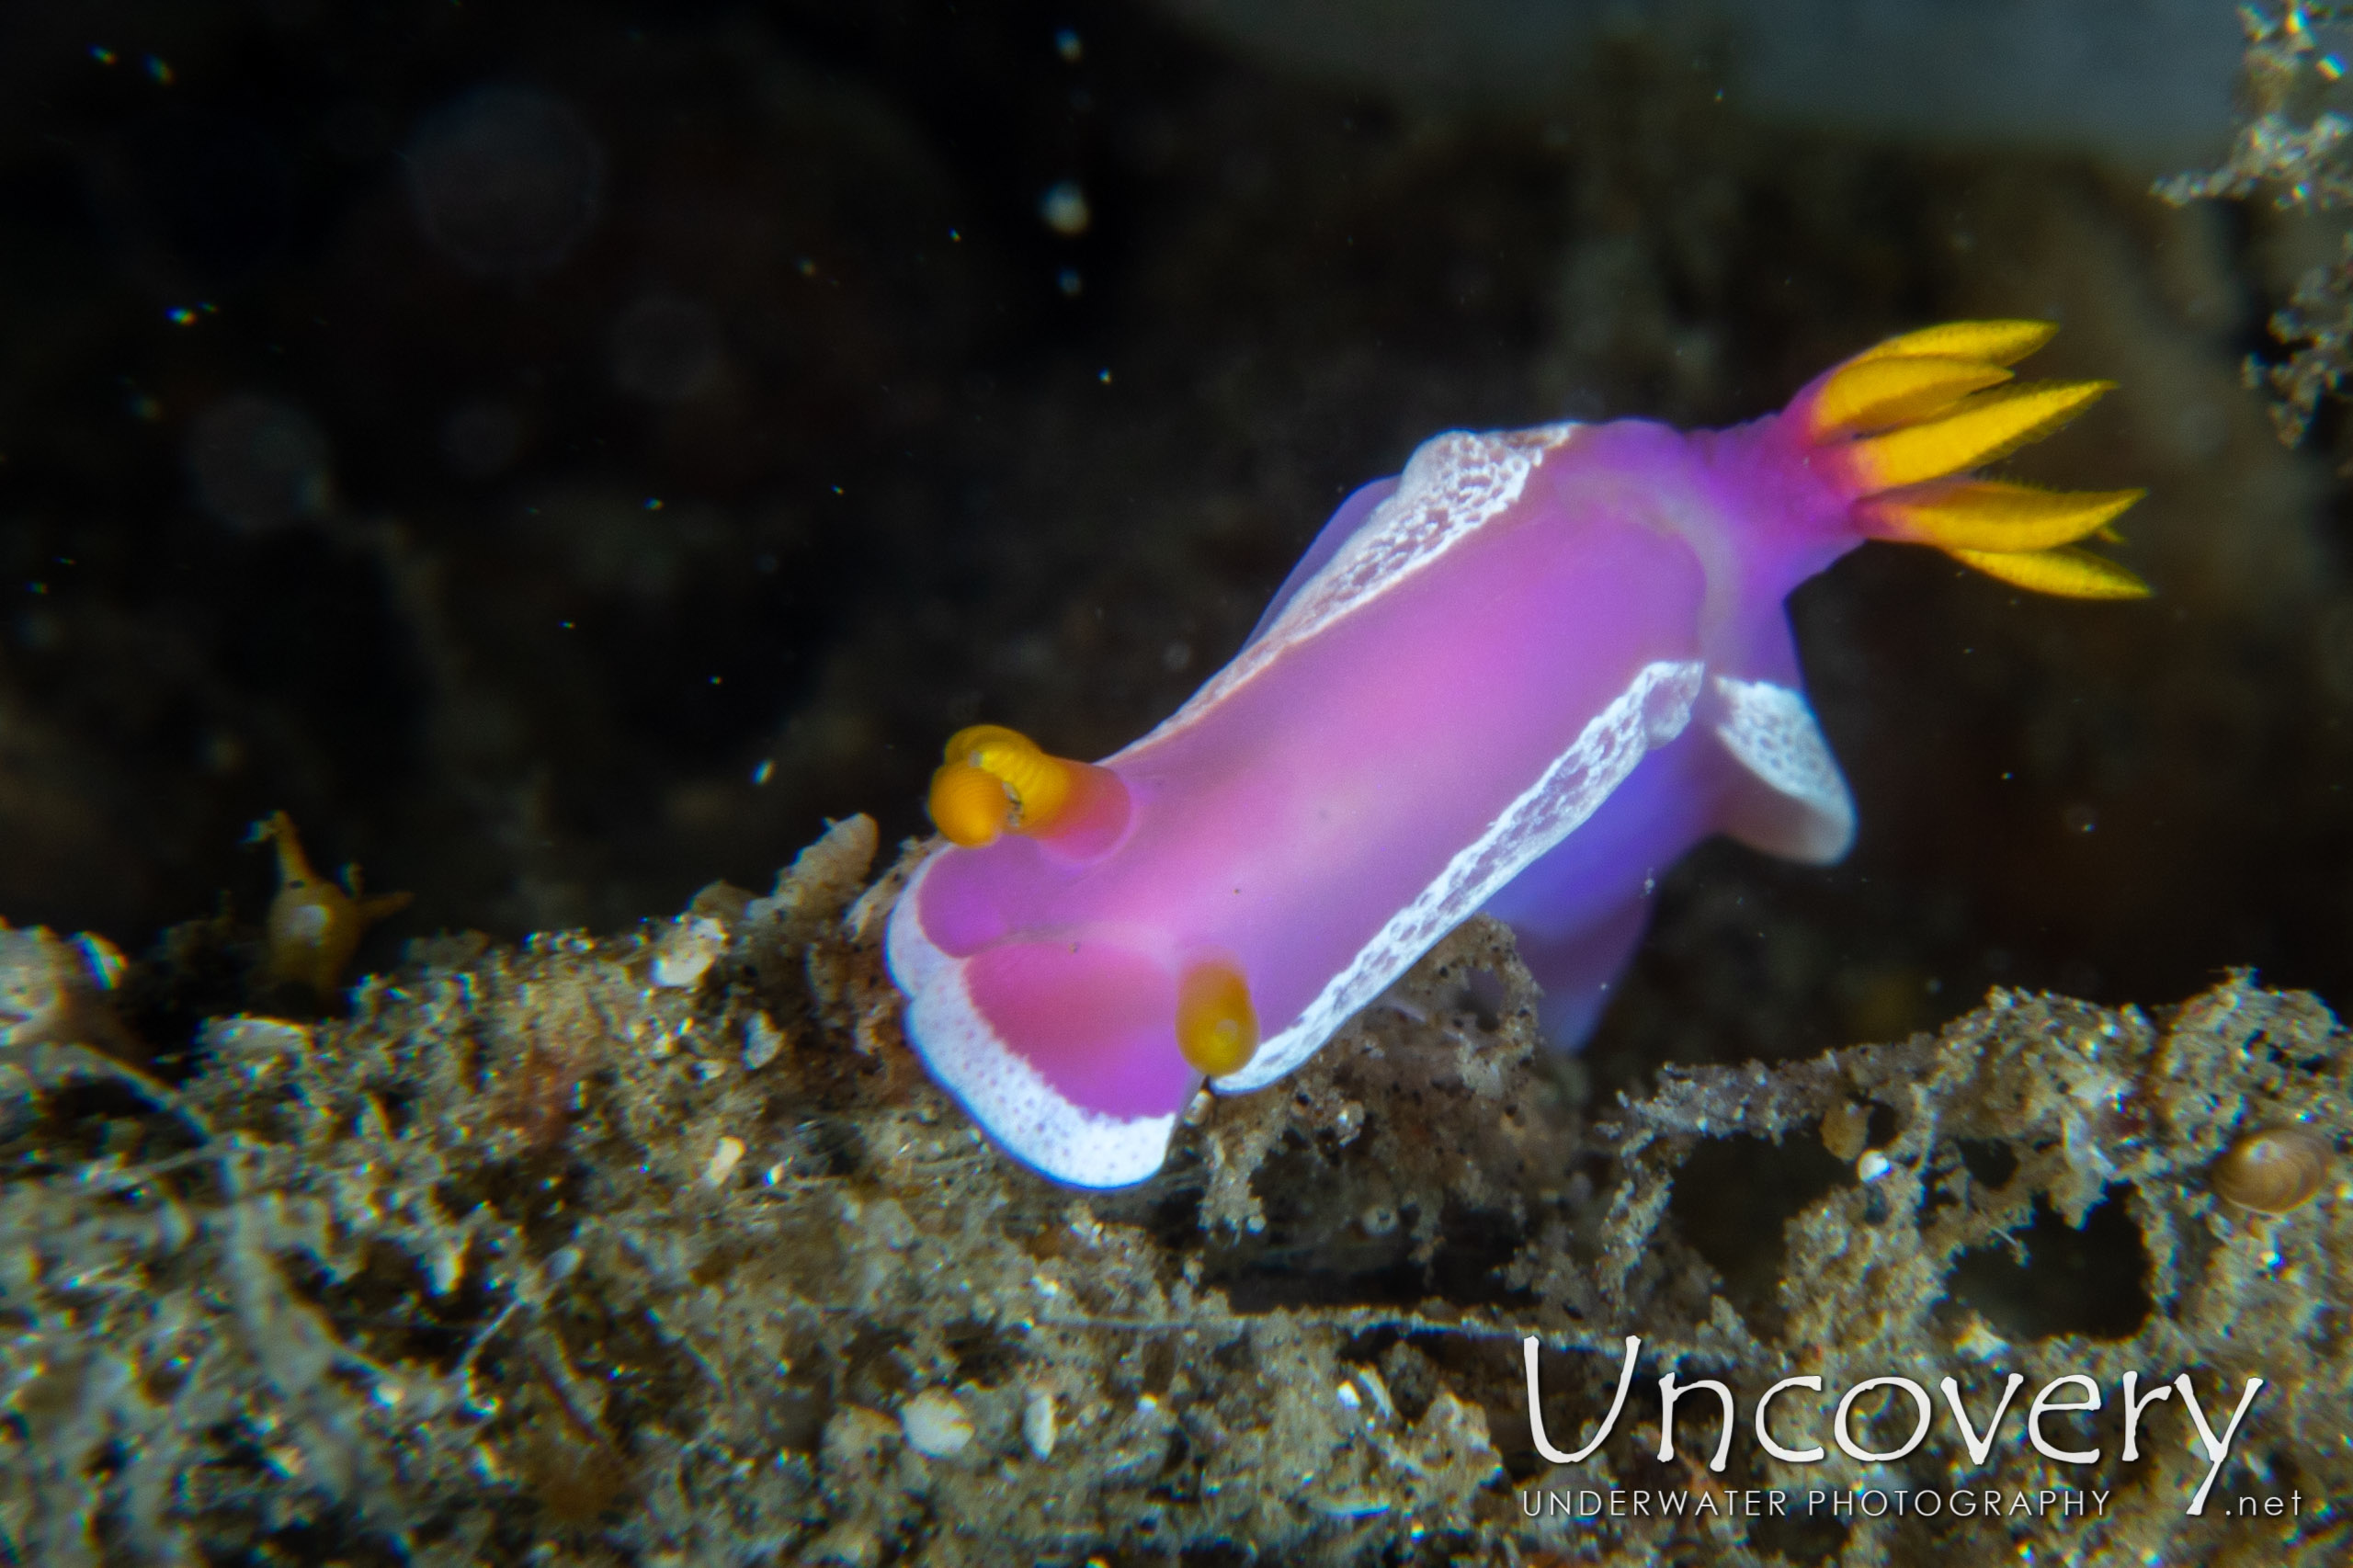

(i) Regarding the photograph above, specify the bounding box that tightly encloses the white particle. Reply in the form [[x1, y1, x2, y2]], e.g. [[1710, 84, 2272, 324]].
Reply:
[[1023, 1388, 1058, 1459], [703, 1135, 745, 1187], [1040, 181, 1090, 236], [903, 1390, 973, 1458]]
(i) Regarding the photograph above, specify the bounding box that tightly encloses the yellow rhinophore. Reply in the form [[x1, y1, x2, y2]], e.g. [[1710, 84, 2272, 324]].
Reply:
[[928, 758, 1017, 846], [1819, 320, 2146, 600], [1176, 959, 1258, 1076], [928, 723, 1115, 846]]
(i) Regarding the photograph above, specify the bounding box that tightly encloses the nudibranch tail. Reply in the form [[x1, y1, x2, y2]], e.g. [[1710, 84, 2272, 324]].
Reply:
[[1798, 321, 2147, 599]]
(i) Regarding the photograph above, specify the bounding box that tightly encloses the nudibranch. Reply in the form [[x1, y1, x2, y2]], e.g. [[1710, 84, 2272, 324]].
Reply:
[[250, 812, 413, 1000], [886, 321, 2145, 1187]]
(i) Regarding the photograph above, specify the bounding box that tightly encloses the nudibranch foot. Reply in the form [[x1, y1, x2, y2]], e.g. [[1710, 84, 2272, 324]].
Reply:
[[887, 318, 2146, 1187], [1494, 892, 1653, 1050]]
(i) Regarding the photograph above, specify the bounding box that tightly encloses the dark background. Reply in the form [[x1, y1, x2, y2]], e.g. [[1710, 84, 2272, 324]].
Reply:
[[1, 0, 2342, 1091]]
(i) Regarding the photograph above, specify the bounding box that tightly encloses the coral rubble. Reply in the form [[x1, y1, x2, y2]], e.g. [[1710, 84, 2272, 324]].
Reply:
[[2160, 2, 2353, 449], [3, 821, 2348, 1564]]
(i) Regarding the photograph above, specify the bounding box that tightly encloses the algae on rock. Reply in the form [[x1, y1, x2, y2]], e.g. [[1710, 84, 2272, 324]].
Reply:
[[2, 818, 2348, 1565]]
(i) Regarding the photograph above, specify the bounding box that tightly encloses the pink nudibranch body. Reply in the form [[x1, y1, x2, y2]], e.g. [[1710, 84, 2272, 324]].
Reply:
[[885, 322, 2145, 1187]]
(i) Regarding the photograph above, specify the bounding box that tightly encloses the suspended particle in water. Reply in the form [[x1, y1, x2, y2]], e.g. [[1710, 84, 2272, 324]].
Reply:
[[609, 292, 722, 403], [406, 85, 603, 275], [1039, 180, 1090, 236], [1055, 28, 1083, 63], [187, 395, 332, 532]]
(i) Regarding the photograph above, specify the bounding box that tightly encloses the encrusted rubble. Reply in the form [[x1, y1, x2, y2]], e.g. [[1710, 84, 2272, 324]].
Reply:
[[2, 820, 2348, 1565], [2159, 1, 2353, 450]]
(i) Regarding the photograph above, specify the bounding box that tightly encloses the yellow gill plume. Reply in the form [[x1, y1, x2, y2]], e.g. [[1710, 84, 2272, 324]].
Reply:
[[1853, 480, 2144, 551], [1939, 545, 2149, 600], [1843, 380, 2118, 492], [1801, 356, 2014, 441], [1813, 320, 2146, 599], [1847, 319, 2057, 366]]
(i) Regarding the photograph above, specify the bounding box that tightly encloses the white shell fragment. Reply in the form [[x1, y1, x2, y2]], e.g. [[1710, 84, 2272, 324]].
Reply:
[[1314, 1495, 1394, 1519], [702, 1135, 746, 1188], [1022, 1388, 1057, 1460], [0, 925, 132, 1051], [902, 1390, 974, 1458], [742, 1012, 786, 1071], [1857, 1150, 1893, 1183], [205, 1017, 313, 1058], [651, 915, 728, 989], [427, 1234, 469, 1298]]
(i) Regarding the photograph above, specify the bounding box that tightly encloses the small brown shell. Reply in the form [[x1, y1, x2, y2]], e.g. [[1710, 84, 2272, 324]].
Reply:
[[2211, 1126, 2333, 1214], [1820, 1100, 1872, 1163]]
